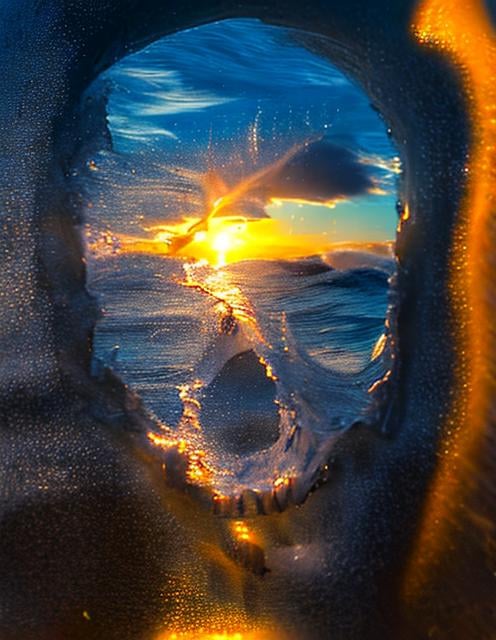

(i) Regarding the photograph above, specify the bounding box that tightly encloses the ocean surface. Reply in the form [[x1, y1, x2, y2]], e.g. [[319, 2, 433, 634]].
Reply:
[[84, 19, 398, 492]]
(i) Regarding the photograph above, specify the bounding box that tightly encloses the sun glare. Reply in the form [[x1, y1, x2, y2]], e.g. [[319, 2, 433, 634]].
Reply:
[[109, 211, 336, 268]]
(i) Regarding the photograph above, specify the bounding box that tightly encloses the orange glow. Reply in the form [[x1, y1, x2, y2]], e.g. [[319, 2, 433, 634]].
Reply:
[[116, 214, 335, 267], [89, 134, 389, 266], [406, 0, 496, 598], [258, 355, 278, 381], [159, 631, 280, 640], [180, 260, 265, 343], [147, 429, 215, 487], [148, 431, 185, 451], [97, 138, 354, 267], [145, 253, 275, 494], [231, 521, 254, 543], [273, 476, 290, 489]]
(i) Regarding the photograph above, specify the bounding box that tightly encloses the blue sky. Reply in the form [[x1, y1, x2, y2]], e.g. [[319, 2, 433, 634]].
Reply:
[[102, 19, 399, 244]]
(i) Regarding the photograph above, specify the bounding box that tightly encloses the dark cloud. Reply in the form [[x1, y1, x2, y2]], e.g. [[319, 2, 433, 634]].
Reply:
[[256, 139, 375, 204], [208, 139, 378, 223]]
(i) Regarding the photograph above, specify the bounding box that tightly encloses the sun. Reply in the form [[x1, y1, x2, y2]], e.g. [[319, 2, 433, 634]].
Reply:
[[193, 218, 248, 267]]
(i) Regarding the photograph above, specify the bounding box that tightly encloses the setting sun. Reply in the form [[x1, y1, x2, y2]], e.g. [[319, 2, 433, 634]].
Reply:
[[112, 212, 335, 267]]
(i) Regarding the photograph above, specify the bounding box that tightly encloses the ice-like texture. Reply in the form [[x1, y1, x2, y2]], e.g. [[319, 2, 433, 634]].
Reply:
[[82, 26, 398, 501], [0, 2, 493, 640]]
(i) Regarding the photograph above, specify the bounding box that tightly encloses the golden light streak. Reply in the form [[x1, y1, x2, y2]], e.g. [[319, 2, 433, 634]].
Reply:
[[406, 0, 496, 598], [115, 214, 335, 267], [147, 430, 215, 487], [145, 249, 275, 494], [180, 260, 265, 341], [198, 139, 318, 224], [367, 368, 391, 394], [269, 196, 339, 208], [258, 355, 278, 381], [370, 332, 387, 361]]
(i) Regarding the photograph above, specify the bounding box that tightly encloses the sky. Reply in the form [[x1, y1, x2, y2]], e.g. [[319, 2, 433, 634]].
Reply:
[[102, 18, 399, 245]]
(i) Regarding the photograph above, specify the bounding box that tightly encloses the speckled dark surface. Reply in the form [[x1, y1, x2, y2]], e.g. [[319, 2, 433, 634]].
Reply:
[[0, 1, 494, 639]]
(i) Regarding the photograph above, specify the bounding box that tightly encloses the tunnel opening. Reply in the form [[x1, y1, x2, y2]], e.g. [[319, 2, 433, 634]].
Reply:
[[80, 18, 401, 506]]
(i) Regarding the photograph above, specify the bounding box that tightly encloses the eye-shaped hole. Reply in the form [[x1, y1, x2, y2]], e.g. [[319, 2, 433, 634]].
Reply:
[[82, 19, 401, 509]]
